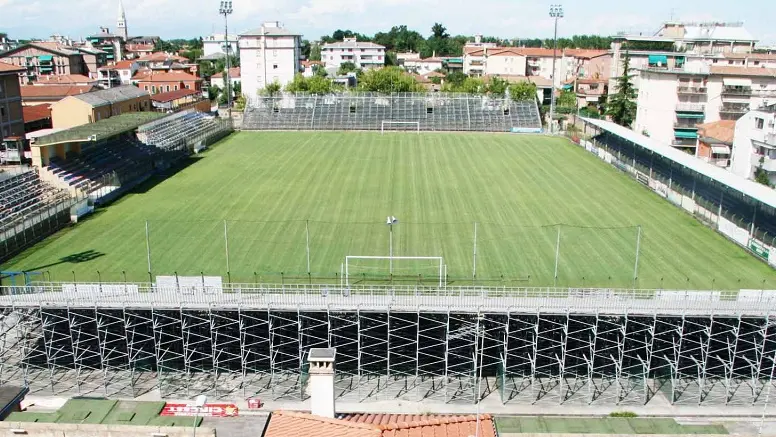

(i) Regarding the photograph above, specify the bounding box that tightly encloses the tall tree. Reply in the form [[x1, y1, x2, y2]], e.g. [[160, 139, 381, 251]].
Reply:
[[310, 44, 322, 61], [358, 67, 422, 93], [431, 23, 449, 39], [606, 52, 637, 127], [486, 77, 509, 96], [556, 89, 577, 113]]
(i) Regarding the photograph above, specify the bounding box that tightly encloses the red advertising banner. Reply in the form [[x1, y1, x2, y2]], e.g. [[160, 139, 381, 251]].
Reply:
[[247, 398, 263, 409], [161, 403, 239, 417]]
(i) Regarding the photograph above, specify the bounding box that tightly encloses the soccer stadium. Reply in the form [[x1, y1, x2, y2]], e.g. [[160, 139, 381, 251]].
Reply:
[[1, 93, 776, 407]]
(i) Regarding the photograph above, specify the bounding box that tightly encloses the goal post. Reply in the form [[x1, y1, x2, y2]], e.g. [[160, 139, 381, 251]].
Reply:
[[381, 121, 420, 134], [345, 255, 445, 287]]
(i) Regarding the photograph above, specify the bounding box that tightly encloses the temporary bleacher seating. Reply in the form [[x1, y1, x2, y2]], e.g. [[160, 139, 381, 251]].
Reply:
[[241, 92, 542, 132]]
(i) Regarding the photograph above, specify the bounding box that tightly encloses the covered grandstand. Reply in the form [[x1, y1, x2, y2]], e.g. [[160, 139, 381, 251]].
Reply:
[[0, 111, 233, 261], [243, 92, 542, 132], [581, 118, 776, 266]]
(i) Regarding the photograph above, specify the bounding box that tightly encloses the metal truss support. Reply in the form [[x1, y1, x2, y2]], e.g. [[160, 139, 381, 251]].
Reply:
[[95, 307, 132, 397], [68, 308, 103, 395]]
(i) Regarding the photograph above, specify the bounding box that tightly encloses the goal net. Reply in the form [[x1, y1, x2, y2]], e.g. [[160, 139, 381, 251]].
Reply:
[[344, 256, 445, 287], [381, 121, 420, 134]]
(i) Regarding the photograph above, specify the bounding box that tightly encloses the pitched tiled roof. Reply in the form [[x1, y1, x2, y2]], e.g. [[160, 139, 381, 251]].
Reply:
[[26, 42, 79, 56], [301, 60, 324, 68], [211, 67, 240, 79], [265, 411, 380, 437], [488, 48, 528, 57], [70, 85, 149, 107], [35, 74, 96, 85], [150, 88, 200, 102], [0, 61, 25, 74], [22, 104, 51, 123], [697, 120, 736, 144], [424, 71, 445, 78], [710, 66, 776, 77], [265, 411, 496, 437], [20, 85, 97, 100]]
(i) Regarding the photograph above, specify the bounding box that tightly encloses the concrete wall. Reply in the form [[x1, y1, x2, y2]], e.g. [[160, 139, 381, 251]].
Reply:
[[0, 421, 216, 437]]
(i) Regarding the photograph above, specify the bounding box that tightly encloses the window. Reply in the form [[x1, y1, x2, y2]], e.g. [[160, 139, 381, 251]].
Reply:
[[426, 107, 433, 114], [728, 60, 733, 64], [144, 85, 149, 91], [185, 84, 190, 89], [503, 108, 510, 116], [151, 86, 156, 93], [330, 56, 333, 60], [273, 50, 278, 57], [755, 117, 764, 129], [754, 61, 760, 66], [0, 107, 4, 117], [174, 85, 178, 91], [273, 64, 278, 69], [349, 105, 356, 113], [166, 85, 170, 92]]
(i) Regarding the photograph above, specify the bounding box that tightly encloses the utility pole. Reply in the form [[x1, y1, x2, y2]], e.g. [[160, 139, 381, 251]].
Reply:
[[219, 1, 233, 119], [548, 4, 564, 134]]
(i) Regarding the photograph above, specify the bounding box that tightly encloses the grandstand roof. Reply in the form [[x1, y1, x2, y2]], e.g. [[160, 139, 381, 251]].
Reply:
[[71, 85, 149, 107], [583, 117, 776, 209], [31, 112, 164, 146]]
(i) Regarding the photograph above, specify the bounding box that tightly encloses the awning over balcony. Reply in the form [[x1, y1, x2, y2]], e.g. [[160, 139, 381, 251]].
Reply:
[[674, 131, 699, 139], [723, 78, 752, 87], [38, 55, 53, 61], [676, 112, 705, 118], [711, 145, 731, 155], [648, 54, 667, 66]]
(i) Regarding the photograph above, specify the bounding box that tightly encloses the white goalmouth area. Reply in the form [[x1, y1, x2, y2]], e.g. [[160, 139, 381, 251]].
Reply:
[[381, 121, 420, 134], [344, 256, 445, 287]]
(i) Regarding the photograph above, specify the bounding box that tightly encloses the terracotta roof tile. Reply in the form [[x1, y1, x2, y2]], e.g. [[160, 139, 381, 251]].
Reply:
[[564, 49, 610, 59], [265, 411, 381, 437], [20, 85, 96, 99], [22, 104, 51, 123], [211, 67, 241, 79], [301, 60, 324, 68], [424, 71, 445, 78], [710, 66, 776, 77], [697, 120, 736, 144], [0, 61, 25, 73], [35, 74, 95, 85], [724, 53, 776, 61], [138, 52, 188, 62]]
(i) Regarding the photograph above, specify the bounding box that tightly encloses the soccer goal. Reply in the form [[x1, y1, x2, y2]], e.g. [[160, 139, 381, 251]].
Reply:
[[344, 256, 445, 287], [381, 121, 420, 134]]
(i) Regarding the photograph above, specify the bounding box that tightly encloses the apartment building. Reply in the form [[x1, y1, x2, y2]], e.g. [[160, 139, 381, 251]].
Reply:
[[0, 62, 25, 139], [203, 33, 238, 58], [87, 27, 125, 63], [239, 22, 303, 98], [0, 43, 88, 84], [50, 85, 150, 128], [133, 71, 202, 94], [321, 38, 385, 70], [125, 36, 159, 59], [484, 48, 527, 77], [403, 57, 443, 75], [696, 120, 735, 168], [634, 65, 776, 152], [731, 105, 776, 185]]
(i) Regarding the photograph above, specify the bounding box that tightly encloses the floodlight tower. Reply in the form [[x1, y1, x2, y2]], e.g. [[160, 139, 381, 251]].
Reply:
[[548, 4, 564, 134], [219, 0, 233, 118], [386, 216, 398, 274]]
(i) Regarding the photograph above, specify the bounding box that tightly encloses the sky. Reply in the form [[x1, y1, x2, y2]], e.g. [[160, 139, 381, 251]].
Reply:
[[1, 0, 775, 46]]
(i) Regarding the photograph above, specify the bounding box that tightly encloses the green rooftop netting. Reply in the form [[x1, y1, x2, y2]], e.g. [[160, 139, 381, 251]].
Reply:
[[33, 112, 165, 146]]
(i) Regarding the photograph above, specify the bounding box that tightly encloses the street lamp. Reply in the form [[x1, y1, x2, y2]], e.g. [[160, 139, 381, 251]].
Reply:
[[548, 4, 564, 134], [192, 394, 207, 437], [386, 216, 398, 275], [218, 0, 233, 119]]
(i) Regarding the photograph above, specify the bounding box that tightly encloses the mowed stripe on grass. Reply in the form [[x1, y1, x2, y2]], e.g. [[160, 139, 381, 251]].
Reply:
[[3, 131, 775, 289]]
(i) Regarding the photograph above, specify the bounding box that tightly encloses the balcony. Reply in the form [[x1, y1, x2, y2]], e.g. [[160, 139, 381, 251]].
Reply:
[[677, 86, 707, 95], [469, 60, 484, 66], [674, 121, 700, 129], [722, 86, 752, 96], [751, 154, 776, 172], [701, 157, 730, 168], [671, 139, 697, 147], [675, 103, 705, 113], [719, 104, 750, 116]]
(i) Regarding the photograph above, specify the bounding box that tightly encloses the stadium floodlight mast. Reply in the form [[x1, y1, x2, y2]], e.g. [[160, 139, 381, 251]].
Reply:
[[548, 4, 564, 134], [219, 0, 233, 119], [386, 216, 398, 274]]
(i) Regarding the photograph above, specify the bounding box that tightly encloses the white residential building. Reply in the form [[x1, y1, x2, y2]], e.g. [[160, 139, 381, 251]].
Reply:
[[483, 48, 527, 77], [731, 105, 776, 185], [403, 57, 443, 75], [321, 38, 385, 70], [203, 33, 238, 58], [634, 66, 776, 151], [238, 22, 302, 99]]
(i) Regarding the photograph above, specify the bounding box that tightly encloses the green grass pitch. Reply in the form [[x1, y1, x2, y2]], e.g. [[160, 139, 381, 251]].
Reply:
[[3, 131, 776, 289]]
